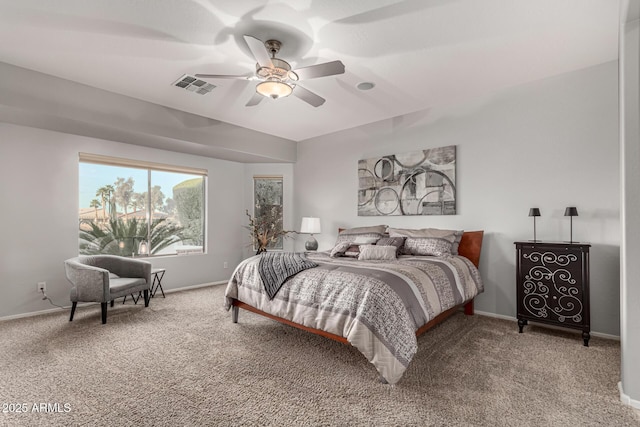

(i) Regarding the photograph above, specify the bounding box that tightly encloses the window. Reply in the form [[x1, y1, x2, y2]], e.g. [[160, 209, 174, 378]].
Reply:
[[253, 176, 284, 250], [78, 153, 206, 257]]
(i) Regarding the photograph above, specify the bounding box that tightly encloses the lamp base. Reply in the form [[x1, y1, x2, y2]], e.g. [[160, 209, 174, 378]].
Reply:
[[305, 235, 318, 251]]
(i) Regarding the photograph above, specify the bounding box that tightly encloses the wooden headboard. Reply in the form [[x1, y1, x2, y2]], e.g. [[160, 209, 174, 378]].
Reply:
[[459, 230, 484, 268]]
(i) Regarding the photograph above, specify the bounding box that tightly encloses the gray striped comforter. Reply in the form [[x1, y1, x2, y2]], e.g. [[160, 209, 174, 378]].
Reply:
[[224, 252, 483, 384]]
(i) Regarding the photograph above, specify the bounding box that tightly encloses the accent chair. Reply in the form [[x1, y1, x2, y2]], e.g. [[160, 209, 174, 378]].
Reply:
[[64, 255, 152, 324]]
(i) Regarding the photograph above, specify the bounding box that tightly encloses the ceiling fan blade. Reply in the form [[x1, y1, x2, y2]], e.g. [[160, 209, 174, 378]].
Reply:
[[195, 74, 250, 80], [293, 85, 326, 107], [245, 92, 264, 107], [243, 35, 274, 69], [294, 60, 345, 80]]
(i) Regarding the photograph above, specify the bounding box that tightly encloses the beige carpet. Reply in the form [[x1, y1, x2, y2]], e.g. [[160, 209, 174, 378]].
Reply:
[[0, 285, 638, 427]]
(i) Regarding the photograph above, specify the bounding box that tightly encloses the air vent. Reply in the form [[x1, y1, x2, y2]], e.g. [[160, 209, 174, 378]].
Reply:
[[172, 75, 215, 95]]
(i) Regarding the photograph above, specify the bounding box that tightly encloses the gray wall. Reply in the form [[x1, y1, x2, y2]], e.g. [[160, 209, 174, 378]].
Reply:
[[620, 11, 640, 406], [0, 122, 246, 318], [0, 61, 297, 163], [294, 61, 620, 336]]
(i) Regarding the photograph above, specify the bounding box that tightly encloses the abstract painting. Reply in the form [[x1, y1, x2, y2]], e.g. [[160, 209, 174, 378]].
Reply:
[[358, 145, 456, 216]]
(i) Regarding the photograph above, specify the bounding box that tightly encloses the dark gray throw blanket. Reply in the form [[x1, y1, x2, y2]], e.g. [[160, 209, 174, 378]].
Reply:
[[258, 252, 318, 300]]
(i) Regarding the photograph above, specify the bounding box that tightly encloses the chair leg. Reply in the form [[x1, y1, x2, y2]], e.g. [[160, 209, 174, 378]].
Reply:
[[143, 289, 149, 307], [101, 302, 107, 324], [110, 300, 114, 308], [69, 302, 77, 322]]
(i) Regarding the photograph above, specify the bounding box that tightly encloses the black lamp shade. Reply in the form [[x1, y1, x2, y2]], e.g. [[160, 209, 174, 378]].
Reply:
[[529, 208, 541, 217], [564, 207, 579, 217]]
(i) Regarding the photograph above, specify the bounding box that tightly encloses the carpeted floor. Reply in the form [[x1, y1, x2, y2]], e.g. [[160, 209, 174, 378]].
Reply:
[[0, 284, 638, 427]]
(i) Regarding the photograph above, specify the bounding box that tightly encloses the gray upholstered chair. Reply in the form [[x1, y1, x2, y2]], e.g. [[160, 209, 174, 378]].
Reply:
[[64, 255, 152, 324]]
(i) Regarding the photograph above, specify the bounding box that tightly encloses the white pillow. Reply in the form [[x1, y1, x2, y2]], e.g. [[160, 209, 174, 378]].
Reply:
[[358, 245, 397, 261], [353, 236, 380, 245]]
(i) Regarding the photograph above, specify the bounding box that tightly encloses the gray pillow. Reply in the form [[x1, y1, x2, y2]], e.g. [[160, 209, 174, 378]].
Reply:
[[403, 237, 454, 257], [339, 225, 387, 235], [358, 245, 397, 261], [388, 227, 463, 255], [330, 241, 352, 258]]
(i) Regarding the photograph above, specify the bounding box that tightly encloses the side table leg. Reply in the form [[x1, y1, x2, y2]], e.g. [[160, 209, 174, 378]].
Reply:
[[582, 331, 590, 347], [518, 319, 527, 333], [151, 271, 166, 298]]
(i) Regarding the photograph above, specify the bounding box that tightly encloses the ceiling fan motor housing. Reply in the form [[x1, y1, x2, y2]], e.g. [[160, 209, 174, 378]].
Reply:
[[256, 58, 299, 82]]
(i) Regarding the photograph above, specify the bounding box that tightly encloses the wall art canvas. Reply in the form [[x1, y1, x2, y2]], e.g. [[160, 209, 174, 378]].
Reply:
[[358, 145, 456, 216]]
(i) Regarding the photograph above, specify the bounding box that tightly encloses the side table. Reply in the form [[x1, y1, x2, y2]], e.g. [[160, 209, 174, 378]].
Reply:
[[123, 268, 166, 304], [151, 268, 166, 298]]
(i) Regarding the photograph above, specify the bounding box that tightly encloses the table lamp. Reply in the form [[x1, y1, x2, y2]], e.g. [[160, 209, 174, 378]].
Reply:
[[529, 208, 541, 242], [564, 206, 578, 243], [300, 217, 321, 251]]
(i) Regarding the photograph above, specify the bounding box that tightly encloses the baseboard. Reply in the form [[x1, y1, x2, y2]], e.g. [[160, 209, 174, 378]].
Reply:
[[619, 382, 640, 409], [474, 310, 620, 341], [162, 281, 226, 295], [0, 281, 226, 323], [474, 310, 515, 322]]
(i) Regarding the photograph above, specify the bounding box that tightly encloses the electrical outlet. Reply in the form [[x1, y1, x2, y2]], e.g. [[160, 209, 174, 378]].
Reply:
[[223, 261, 228, 269], [37, 281, 46, 293]]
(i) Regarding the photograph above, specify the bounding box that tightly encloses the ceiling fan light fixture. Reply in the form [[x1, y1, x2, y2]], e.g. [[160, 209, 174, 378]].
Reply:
[[256, 80, 293, 99]]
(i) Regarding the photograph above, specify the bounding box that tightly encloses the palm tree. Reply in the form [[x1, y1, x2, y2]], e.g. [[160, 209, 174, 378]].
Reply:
[[104, 184, 115, 218], [89, 199, 101, 222], [96, 187, 109, 222], [79, 217, 185, 256]]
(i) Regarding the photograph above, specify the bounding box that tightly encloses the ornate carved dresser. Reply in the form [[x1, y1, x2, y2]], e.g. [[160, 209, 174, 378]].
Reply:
[[515, 241, 591, 346]]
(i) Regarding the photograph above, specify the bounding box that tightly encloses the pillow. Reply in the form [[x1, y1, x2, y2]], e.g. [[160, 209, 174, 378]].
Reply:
[[336, 232, 382, 245], [376, 237, 405, 256], [333, 225, 387, 256], [344, 245, 361, 258], [352, 236, 380, 245], [388, 227, 463, 254], [330, 241, 352, 257], [358, 245, 397, 261], [339, 225, 387, 235], [402, 237, 454, 257], [331, 235, 381, 258]]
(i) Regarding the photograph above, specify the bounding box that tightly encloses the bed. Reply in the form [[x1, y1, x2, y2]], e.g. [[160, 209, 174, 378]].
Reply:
[[224, 230, 484, 384]]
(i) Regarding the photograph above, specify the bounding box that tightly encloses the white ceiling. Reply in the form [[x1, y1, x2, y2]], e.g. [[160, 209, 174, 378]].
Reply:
[[0, 0, 621, 143]]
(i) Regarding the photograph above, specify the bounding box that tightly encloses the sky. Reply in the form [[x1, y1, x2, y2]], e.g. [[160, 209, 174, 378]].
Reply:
[[79, 163, 199, 209]]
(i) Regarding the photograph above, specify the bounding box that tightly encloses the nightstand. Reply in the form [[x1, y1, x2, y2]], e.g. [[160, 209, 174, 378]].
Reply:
[[515, 241, 591, 346]]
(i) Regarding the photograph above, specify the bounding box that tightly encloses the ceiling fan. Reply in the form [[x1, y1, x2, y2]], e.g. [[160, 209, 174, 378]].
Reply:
[[195, 35, 345, 107]]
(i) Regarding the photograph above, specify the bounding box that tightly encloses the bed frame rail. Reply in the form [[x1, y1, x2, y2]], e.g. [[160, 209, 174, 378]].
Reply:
[[231, 298, 474, 342]]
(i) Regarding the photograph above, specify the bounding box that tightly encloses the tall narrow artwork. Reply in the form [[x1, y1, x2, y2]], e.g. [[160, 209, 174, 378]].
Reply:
[[358, 145, 456, 216]]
